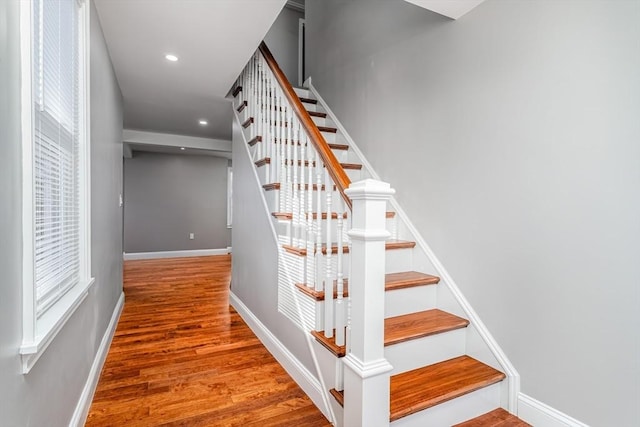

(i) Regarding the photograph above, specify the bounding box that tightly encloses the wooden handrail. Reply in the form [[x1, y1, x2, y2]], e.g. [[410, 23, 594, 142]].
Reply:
[[258, 41, 352, 210]]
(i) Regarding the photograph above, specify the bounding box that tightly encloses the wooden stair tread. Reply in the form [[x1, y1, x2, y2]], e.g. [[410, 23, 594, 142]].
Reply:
[[309, 111, 327, 118], [255, 157, 362, 170], [283, 244, 349, 256], [247, 135, 262, 146], [318, 125, 337, 133], [271, 211, 395, 219], [385, 239, 416, 250], [273, 138, 348, 151], [310, 330, 345, 357], [328, 143, 349, 150], [232, 86, 242, 97], [236, 100, 247, 112], [296, 281, 349, 300], [329, 389, 344, 406], [385, 309, 469, 346], [242, 117, 254, 128], [283, 240, 415, 256], [300, 97, 317, 104], [385, 271, 440, 291], [272, 212, 347, 220], [390, 356, 506, 422], [453, 408, 532, 427], [263, 183, 338, 192]]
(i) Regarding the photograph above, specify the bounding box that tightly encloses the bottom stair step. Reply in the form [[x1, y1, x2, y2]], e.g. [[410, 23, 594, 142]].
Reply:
[[390, 356, 505, 422], [453, 408, 532, 426], [328, 356, 505, 423]]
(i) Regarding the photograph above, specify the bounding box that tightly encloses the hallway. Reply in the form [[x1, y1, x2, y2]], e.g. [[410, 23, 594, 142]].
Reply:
[[86, 255, 329, 426]]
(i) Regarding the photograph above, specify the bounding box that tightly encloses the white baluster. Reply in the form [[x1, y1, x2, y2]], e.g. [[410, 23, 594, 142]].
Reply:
[[279, 94, 286, 212], [269, 79, 275, 183], [335, 194, 345, 347], [292, 118, 299, 246], [249, 56, 255, 141], [324, 166, 334, 339], [306, 142, 315, 286], [256, 60, 263, 160], [298, 124, 306, 253], [286, 107, 293, 216], [314, 149, 323, 288]]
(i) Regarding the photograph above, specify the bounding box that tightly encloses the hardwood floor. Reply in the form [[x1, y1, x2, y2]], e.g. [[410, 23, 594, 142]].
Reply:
[[86, 255, 330, 426]]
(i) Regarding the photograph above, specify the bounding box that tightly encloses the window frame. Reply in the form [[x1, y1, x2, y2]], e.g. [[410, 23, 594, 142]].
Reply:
[[19, 0, 94, 374]]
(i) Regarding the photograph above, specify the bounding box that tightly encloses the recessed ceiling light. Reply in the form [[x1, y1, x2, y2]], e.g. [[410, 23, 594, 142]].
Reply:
[[180, 147, 185, 151], [199, 119, 208, 126], [165, 54, 178, 62]]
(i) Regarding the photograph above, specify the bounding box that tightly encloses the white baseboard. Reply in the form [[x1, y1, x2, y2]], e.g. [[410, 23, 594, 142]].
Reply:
[[123, 247, 232, 260], [69, 291, 125, 427], [518, 393, 589, 427], [229, 292, 331, 421]]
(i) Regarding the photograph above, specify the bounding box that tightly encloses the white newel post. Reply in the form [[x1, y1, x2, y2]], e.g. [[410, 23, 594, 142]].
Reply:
[[343, 179, 395, 427]]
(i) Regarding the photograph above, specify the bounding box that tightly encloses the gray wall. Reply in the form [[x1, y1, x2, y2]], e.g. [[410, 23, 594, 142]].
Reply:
[[0, 2, 124, 425], [306, 1, 640, 426], [264, 6, 304, 85], [230, 117, 317, 381], [124, 152, 231, 253]]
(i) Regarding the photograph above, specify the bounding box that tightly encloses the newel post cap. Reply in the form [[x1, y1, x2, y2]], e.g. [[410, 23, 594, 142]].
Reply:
[[345, 179, 395, 200]]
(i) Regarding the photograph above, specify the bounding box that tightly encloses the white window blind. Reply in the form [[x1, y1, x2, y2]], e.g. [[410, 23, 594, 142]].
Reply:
[[32, 0, 81, 315]]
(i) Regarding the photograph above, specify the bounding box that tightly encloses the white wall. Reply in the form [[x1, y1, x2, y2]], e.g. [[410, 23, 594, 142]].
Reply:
[[0, 2, 124, 424], [306, 0, 640, 425], [123, 152, 231, 253], [264, 6, 304, 85]]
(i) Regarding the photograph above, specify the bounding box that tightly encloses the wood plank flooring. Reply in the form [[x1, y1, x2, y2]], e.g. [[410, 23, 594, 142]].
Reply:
[[86, 255, 330, 427]]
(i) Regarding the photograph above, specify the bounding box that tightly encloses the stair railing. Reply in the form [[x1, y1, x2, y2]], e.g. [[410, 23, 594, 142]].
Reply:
[[235, 42, 352, 349], [234, 42, 394, 426]]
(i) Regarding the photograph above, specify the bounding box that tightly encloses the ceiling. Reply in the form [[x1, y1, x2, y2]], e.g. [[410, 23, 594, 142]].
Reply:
[[403, 0, 485, 19], [94, 0, 287, 147]]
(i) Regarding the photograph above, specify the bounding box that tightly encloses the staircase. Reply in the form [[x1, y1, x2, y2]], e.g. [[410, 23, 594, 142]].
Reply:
[[232, 42, 528, 427]]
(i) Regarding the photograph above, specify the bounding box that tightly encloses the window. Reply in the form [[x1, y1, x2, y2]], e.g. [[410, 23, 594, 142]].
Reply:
[[20, 0, 92, 374]]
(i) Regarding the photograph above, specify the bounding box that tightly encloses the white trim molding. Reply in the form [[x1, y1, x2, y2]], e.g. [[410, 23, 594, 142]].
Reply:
[[229, 292, 331, 421], [518, 393, 589, 427], [69, 292, 125, 427], [123, 247, 232, 260]]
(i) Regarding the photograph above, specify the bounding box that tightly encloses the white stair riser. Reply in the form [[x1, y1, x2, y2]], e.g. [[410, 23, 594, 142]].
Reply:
[[385, 285, 436, 318], [283, 249, 416, 288], [255, 164, 361, 186], [385, 248, 414, 274], [385, 329, 466, 375], [293, 87, 311, 98], [301, 102, 318, 112], [311, 116, 327, 127], [320, 131, 336, 143], [271, 217, 396, 245], [263, 188, 374, 215], [390, 383, 502, 427]]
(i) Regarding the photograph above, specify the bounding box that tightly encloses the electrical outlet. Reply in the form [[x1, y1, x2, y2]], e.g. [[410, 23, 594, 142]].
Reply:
[[189, 233, 195, 240]]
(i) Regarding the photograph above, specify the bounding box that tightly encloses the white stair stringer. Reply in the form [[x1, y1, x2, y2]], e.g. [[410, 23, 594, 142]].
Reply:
[[306, 78, 520, 412]]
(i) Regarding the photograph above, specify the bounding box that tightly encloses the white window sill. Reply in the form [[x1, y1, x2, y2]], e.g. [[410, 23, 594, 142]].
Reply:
[[20, 277, 95, 374]]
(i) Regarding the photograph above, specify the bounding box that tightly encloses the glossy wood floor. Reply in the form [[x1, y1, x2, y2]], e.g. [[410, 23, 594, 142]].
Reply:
[[86, 255, 330, 426]]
